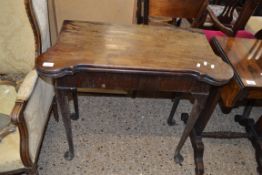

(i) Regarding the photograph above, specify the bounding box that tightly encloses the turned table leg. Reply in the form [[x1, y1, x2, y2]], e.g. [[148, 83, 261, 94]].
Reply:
[[56, 87, 74, 160], [174, 93, 208, 165]]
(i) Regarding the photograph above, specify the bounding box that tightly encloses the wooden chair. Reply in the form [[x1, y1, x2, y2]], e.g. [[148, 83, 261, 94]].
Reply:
[[0, 0, 56, 174], [136, 0, 208, 27], [205, 0, 261, 36]]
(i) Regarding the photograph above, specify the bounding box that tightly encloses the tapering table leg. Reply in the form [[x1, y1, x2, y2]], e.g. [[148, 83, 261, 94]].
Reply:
[[55, 88, 74, 160], [174, 93, 208, 164], [167, 95, 180, 126], [52, 96, 59, 122]]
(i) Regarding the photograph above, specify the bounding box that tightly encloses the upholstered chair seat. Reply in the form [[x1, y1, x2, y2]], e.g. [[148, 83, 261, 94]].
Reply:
[[0, 0, 54, 174]]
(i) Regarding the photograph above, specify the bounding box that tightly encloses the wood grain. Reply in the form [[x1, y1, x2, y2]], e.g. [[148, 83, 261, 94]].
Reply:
[[211, 36, 262, 107], [148, 0, 207, 18], [216, 37, 262, 88], [37, 20, 233, 86]]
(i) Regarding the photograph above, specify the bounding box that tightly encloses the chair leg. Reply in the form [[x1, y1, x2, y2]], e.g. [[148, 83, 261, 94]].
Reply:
[[235, 101, 253, 125], [234, 102, 262, 173], [167, 96, 180, 126]]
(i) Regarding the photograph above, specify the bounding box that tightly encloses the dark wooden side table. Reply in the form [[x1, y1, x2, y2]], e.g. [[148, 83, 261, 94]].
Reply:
[[211, 37, 262, 109], [204, 37, 262, 173], [36, 20, 233, 173]]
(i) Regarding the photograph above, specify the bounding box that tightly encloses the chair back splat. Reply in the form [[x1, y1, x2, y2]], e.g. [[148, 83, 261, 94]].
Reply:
[[137, 0, 208, 27], [207, 0, 262, 36]]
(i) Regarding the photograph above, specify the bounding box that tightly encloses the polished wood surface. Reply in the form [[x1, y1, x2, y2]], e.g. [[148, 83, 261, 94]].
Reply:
[[148, 0, 207, 18], [212, 37, 262, 107], [36, 20, 234, 174], [37, 20, 233, 85], [216, 37, 262, 88], [47, 0, 136, 45]]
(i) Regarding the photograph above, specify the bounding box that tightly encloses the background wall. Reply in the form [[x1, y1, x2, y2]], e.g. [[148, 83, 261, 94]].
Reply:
[[48, 0, 136, 44]]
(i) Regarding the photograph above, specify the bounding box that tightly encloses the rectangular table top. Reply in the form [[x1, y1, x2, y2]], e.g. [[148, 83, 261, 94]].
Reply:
[[37, 20, 233, 86], [214, 37, 262, 88]]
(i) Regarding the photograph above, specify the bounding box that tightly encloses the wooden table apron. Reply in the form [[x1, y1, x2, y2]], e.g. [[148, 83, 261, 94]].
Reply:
[[51, 68, 211, 160], [36, 20, 233, 171]]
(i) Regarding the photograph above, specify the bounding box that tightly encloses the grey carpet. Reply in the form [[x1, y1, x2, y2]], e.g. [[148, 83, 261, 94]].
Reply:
[[38, 96, 261, 175]]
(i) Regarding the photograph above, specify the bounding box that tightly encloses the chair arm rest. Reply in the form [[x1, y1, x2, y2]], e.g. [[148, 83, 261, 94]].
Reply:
[[206, 6, 234, 36], [9, 100, 32, 166], [16, 70, 38, 101]]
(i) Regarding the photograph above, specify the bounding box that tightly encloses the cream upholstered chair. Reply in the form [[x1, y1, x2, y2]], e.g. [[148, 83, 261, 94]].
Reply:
[[0, 0, 55, 174]]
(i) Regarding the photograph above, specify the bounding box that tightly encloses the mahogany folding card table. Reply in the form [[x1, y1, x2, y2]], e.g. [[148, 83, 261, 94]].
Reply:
[[36, 20, 233, 174]]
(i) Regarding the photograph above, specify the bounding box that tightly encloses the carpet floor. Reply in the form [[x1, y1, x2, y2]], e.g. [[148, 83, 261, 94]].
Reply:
[[38, 95, 261, 175]]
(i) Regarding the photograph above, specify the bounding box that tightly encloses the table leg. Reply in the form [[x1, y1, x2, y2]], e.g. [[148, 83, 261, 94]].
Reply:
[[188, 88, 220, 175], [70, 88, 79, 121], [174, 93, 208, 165], [52, 96, 59, 122], [254, 116, 262, 174], [167, 95, 181, 126], [256, 116, 262, 136], [56, 88, 74, 160]]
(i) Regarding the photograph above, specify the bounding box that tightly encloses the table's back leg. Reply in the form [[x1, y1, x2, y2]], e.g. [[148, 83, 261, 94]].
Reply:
[[70, 88, 79, 121], [167, 95, 181, 126], [52, 96, 59, 122]]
